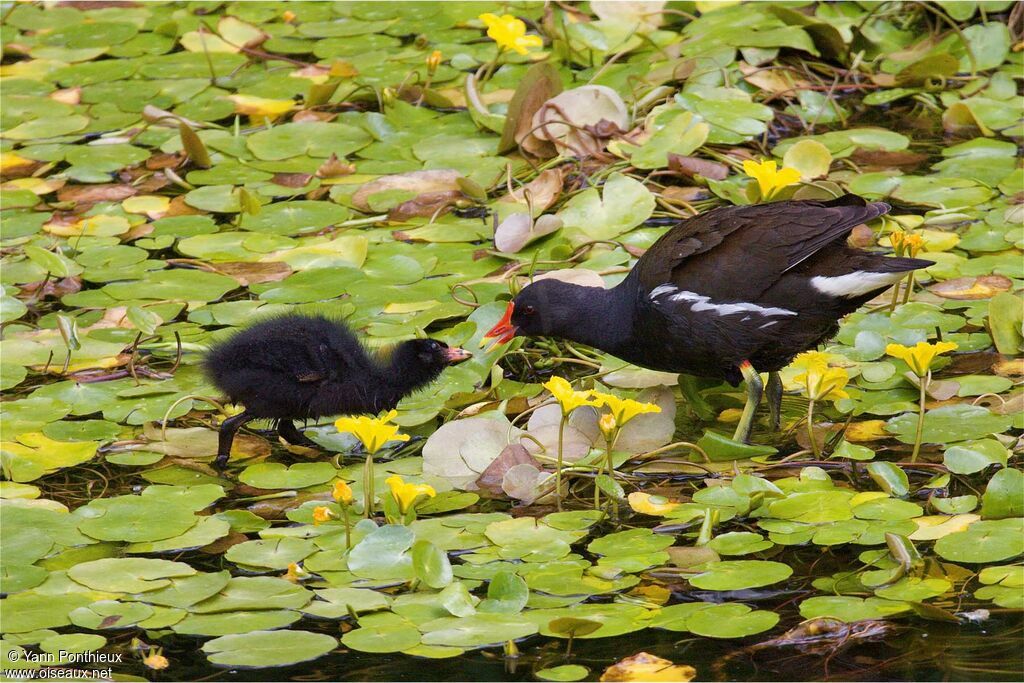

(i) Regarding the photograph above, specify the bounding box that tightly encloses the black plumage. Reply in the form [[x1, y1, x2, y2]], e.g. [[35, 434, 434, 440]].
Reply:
[[485, 196, 932, 441], [204, 314, 470, 469]]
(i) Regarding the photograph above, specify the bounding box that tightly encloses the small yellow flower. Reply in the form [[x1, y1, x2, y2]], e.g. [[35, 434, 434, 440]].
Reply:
[[282, 10, 296, 22], [543, 377, 599, 415], [599, 413, 618, 440], [335, 410, 410, 454], [283, 562, 310, 582], [332, 480, 354, 505], [627, 492, 680, 516], [886, 341, 959, 377], [889, 230, 924, 257], [479, 13, 544, 55], [312, 505, 336, 525], [742, 159, 801, 200], [385, 475, 436, 514], [426, 50, 442, 73], [592, 392, 661, 426], [791, 351, 849, 401], [142, 648, 169, 671]]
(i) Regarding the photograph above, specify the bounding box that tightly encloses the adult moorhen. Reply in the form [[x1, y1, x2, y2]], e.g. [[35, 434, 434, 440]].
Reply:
[[483, 196, 932, 442], [205, 313, 471, 470]]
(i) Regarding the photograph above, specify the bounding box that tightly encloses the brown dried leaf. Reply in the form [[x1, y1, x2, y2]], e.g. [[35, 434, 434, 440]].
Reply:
[[18, 276, 82, 301], [271, 172, 313, 188], [929, 275, 1012, 300], [215, 261, 293, 286], [476, 444, 539, 497], [499, 62, 562, 156], [388, 190, 462, 222], [57, 184, 137, 204], [667, 154, 728, 180], [500, 167, 565, 212], [661, 186, 712, 203], [351, 169, 462, 212], [850, 149, 930, 171]]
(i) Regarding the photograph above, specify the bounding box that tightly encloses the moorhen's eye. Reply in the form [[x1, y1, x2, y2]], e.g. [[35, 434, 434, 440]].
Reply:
[[522, 305, 536, 315]]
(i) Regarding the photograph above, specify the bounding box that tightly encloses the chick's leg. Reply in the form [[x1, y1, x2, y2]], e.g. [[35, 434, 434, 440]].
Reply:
[[732, 361, 764, 444], [216, 411, 254, 471]]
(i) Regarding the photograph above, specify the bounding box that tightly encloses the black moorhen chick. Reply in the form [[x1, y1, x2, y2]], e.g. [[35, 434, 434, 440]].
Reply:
[[484, 196, 932, 442], [205, 313, 470, 470]]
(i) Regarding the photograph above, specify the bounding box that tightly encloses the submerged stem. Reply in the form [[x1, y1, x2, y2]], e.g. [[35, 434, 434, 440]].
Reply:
[[911, 372, 929, 463], [807, 399, 820, 458], [556, 414, 567, 511], [363, 453, 374, 519]]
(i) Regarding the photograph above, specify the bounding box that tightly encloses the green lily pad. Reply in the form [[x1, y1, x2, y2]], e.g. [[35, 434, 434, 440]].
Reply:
[[238, 462, 337, 490], [689, 560, 793, 591], [886, 405, 1013, 444], [202, 630, 337, 668]]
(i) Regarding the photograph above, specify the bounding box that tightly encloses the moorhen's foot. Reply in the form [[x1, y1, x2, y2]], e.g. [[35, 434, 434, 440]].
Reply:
[[766, 371, 783, 431], [732, 361, 763, 444], [216, 410, 254, 471], [277, 419, 317, 448]]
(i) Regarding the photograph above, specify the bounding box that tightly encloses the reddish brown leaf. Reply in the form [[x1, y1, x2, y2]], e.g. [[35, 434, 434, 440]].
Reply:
[[271, 173, 313, 188], [215, 261, 293, 286], [475, 444, 539, 497], [850, 149, 929, 170], [19, 277, 82, 300], [57, 184, 137, 204], [388, 191, 462, 222], [667, 154, 728, 180]]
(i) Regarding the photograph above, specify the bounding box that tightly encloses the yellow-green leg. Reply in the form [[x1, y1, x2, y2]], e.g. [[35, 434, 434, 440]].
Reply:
[[732, 361, 763, 444]]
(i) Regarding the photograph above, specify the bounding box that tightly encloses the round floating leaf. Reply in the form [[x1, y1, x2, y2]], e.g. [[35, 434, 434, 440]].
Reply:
[[202, 630, 337, 668], [190, 577, 312, 613], [886, 405, 1013, 444], [238, 462, 337, 490], [478, 571, 529, 614], [0, 592, 94, 633], [708, 532, 774, 556], [943, 439, 1009, 475], [343, 622, 421, 653], [412, 540, 453, 590], [68, 600, 154, 630], [347, 524, 415, 581], [247, 122, 371, 161], [68, 558, 196, 593], [173, 609, 301, 636], [240, 200, 351, 236], [689, 560, 793, 591], [77, 495, 199, 542], [225, 538, 317, 570], [685, 603, 779, 638], [537, 665, 589, 682], [420, 613, 538, 648], [980, 468, 1024, 519], [39, 634, 106, 656], [934, 519, 1024, 563], [798, 596, 910, 622]]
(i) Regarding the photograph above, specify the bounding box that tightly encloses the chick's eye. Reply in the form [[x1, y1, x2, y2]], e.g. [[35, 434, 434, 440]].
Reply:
[[522, 305, 536, 315]]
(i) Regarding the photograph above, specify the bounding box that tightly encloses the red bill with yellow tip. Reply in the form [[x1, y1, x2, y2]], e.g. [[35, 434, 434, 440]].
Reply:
[[480, 302, 517, 351], [444, 347, 472, 363]]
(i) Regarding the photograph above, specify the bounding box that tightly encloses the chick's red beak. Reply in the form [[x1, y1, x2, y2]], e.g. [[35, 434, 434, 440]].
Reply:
[[481, 302, 517, 350], [444, 347, 472, 363]]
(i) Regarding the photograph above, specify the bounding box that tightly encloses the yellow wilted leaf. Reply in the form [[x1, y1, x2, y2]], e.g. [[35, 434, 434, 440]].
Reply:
[[601, 652, 696, 682], [627, 492, 681, 516], [0, 152, 37, 174], [45, 215, 131, 237], [228, 94, 296, 119], [122, 195, 170, 218], [3, 177, 64, 195], [849, 491, 889, 508], [909, 514, 980, 541], [917, 228, 960, 252], [845, 420, 889, 442]]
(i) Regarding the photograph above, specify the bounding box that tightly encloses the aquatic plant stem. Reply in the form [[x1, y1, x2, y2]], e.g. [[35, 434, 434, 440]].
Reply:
[[911, 372, 929, 463], [363, 453, 374, 519], [807, 399, 820, 458], [556, 414, 567, 511], [341, 504, 352, 549]]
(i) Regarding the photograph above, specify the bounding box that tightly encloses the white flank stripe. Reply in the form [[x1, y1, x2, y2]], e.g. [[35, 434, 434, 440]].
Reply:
[[650, 284, 797, 318], [810, 271, 905, 298]]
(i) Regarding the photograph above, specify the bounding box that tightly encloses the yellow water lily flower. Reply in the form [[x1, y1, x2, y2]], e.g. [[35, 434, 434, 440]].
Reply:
[[599, 413, 618, 440], [426, 50, 442, 73], [742, 159, 801, 200], [543, 376, 599, 415], [335, 410, 410, 454], [385, 475, 436, 514], [332, 480, 354, 505], [312, 505, 336, 525], [889, 230, 924, 257], [283, 562, 310, 582], [593, 392, 661, 426], [142, 648, 169, 671], [479, 13, 544, 55], [791, 352, 850, 401], [627, 492, 681, 516], [885, 341, 959, 377]]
